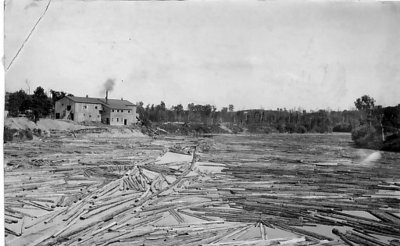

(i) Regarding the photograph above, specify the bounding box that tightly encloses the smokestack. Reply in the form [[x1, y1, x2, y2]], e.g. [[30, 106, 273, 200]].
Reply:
[[103, 78, 115, 104]]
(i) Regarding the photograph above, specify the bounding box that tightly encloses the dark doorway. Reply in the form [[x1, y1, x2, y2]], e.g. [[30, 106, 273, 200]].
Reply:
[[70, 113, 74, 121], [106, 118, 110, 125], [124, 119, 127, 125], [55, 113, 60, 119]]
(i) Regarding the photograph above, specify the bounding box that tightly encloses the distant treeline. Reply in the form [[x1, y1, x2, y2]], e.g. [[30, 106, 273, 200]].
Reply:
[[136, 98, 399, 139], [5, 88, 399, 147], [136, 101, 362, 133], [235, 109, 362, 133], [136, 102, 233, 126]]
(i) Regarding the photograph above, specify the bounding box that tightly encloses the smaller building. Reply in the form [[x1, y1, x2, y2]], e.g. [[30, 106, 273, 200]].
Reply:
[[98, 98, 136, 126], [55, 95, 137, 126], [55, 96, 102, 122]]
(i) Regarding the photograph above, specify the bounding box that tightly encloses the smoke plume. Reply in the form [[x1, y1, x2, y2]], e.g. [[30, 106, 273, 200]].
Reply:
[[104, 78, 116, 92]]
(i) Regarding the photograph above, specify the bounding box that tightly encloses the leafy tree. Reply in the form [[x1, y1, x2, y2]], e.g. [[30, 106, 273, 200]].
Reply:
[[156, 101, 167, 122], [173, 104, 184, 113], [172, 104, 184, 122], [50, 90, 65, 105], [5, 90, 31, 116], [220, 107, 228, 122], [136, 101, 146, 119], [159, 101, 166, 111], [202, 104, 213, 123], [228, 104, 234, 112], [355, 95, 375, 111], [50, 90, 73, 103], [187, 103, 195, 122], [31, 86, 52, 123], [355, 95, 376, 127]]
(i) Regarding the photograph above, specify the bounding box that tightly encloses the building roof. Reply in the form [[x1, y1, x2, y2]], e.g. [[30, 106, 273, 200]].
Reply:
[[65, 96, 103, 104], [98, 98, 136, 110], [64, 96, 136, 109]]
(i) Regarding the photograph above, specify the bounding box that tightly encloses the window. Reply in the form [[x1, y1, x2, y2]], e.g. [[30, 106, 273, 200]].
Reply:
[[89, 115, 91, 118], [117, 118, 119, 122], [121, 110, 124, 113], [128, 110, 130, 113], [83, 105, 87, 109], [112, 110, 114, 112], [95, 106, 98, 109], [62, 103, 64, 106], [67, 105, 71, 111], [117, 110, 119, 113], [97, 115, 100, 118]]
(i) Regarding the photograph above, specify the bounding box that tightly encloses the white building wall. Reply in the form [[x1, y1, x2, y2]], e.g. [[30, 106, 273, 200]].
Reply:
[[107, 106, 137, 126], [74, 102, 102, 122], [55, 98, 102, 122]]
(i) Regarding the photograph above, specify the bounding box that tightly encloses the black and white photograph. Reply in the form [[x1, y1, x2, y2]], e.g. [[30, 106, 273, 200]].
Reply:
[[2, 0, 400, 245]]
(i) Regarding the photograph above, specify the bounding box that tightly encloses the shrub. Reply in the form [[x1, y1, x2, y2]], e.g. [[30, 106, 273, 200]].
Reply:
[[32, 128, 42, 136], [333, 123, 352, 132], [4, 127, 17, 143], [229, 125, 243, 134], [351, 125, 383, 149], [263, 126, 274, 134], [24, 129, 33, 140], [3, 127, 33, 142], [277, 124, 286, 133], [295, 125, 307, 134], [247, 125, 274, 134]]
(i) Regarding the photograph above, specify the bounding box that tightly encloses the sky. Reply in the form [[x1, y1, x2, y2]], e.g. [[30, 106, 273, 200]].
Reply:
[[4, 0, 400, 111]]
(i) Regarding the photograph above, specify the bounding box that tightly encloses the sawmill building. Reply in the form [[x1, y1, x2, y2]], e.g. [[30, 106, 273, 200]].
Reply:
[[55, 95, 137, 126]]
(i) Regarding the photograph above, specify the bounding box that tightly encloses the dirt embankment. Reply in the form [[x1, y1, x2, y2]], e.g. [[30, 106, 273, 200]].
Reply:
[[4, 118, 86, 142], [4, 118, 144, 142], [5, 118, 88, 131]]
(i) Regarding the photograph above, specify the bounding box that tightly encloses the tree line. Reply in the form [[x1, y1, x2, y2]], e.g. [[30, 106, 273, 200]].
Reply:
[[135, 101, 363, 133], [136, 101, 236, 125], [5, 87, 72, 123], [234, 109, 361, 133], [136, 98, 399, 137], [5, 87, 399, 143]]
